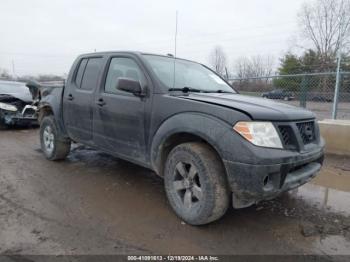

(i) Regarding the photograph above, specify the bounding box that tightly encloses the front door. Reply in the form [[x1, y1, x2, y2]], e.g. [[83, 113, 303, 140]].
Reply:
[[93, 56, 147, 162]]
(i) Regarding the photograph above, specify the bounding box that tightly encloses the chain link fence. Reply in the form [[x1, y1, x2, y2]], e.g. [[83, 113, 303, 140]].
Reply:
[[229, 72, 350, 120]]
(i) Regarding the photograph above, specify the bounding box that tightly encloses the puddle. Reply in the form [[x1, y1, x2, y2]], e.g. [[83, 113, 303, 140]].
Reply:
[[257, 182, 350, 239], [290, 183, 350, 216], [313, 235, 350, 255]]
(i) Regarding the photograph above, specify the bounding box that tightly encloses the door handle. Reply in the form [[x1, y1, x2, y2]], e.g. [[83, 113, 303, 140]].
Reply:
[[97, 98, 106, 107], [67, 94, 74, 101]]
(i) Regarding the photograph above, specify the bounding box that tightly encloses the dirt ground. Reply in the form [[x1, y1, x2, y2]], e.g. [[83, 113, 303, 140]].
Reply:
[[0, 128, 350, 257]]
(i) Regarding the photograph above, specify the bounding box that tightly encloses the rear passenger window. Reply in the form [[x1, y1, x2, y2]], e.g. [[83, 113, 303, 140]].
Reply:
[[105, 57, 144, 94], [75, 59, 88, 87], [80, 58, 103, 91]]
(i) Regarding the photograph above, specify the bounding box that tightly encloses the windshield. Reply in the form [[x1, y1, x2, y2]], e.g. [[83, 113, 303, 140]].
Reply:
[[143, 55, 236, 93]]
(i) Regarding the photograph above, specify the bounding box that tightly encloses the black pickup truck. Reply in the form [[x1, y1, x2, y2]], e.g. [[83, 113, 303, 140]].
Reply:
[[37, 51, 324, 225]]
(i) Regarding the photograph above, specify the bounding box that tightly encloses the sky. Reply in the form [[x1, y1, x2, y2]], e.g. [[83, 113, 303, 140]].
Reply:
[[0, 0, 306, 76]]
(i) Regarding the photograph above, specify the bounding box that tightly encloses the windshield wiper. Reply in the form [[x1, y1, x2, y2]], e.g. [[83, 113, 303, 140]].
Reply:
[[208, 89, 235, 94], [168, 87, 235, 94], [168, 87, 203, 93]]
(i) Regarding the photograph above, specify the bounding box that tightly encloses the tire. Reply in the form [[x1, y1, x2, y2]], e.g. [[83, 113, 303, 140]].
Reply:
[[164, 142, 230, 225], [40, 115, 71, 160]]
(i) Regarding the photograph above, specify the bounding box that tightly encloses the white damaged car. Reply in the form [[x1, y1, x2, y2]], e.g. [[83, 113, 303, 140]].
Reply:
[[0, 80, 38, 129]]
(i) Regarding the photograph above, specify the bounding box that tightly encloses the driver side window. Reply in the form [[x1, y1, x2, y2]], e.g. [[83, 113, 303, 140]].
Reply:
[[105, 57, 144, 94]]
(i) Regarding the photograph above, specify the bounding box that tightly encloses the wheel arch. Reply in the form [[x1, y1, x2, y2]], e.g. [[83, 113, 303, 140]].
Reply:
[[38, 102, 68, 139], [150, 113, 231, 177], [38, 104, 54, 123]]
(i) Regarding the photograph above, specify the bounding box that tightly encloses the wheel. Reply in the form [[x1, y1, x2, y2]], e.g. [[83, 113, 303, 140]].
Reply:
[[164, 142, 230, 225], [40, 115, 71, 160]]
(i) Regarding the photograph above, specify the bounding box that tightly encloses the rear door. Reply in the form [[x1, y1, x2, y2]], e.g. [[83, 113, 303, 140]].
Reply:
[[63, 57, 103, 143], [92, 56, 147, 162]]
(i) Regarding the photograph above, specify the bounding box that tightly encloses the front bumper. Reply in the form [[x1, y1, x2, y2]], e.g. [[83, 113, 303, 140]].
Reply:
[[223, 146, 324, 209], [0, 105, 38, 127], [5, 115, 38, 126]]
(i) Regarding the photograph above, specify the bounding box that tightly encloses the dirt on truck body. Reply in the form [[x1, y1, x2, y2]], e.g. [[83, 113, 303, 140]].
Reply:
[[37, 51, 324, 225]]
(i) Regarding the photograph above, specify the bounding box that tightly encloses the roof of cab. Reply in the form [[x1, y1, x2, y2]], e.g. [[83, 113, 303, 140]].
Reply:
[[78, 51, 196, 63]]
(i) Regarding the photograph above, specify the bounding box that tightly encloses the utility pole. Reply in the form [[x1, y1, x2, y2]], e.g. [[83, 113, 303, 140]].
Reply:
[[225, 67, 229, 80], [174, 10, 178, 59], [12, 60, 16, 80]]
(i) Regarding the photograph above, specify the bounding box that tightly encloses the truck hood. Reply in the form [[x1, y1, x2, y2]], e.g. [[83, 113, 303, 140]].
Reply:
[[179, 93, 315, 121]]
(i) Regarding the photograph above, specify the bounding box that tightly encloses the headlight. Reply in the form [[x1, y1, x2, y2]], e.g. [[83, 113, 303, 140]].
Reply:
[[233, 121, 283, 149], [0, 102, 18, 112]]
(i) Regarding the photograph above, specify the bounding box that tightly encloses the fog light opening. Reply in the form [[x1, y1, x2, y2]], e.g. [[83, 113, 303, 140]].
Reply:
[[263, 175, 274, 191], [263, 175, 269, 186]]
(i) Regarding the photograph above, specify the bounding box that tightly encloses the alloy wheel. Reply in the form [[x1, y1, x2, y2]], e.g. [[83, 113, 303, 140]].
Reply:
[[172, 161, 203, 210], [43, 125, 55, 154]]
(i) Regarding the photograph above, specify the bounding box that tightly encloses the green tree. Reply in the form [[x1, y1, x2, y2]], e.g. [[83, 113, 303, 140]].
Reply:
[[300, 50, 321, 73], [278, 53, 303, 75], [273, 53, 303, 91], [340, 55, 350, 94]]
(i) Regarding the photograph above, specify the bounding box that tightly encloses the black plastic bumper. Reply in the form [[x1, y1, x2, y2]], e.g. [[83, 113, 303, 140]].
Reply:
[[11, 116, 38, 126], [1, 115, 38, 127], [223, 147, 324, 209]]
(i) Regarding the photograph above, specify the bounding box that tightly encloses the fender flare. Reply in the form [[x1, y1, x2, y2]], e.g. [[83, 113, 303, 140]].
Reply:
[[150, 112, 234, 175], [38, 102, 68, 138]]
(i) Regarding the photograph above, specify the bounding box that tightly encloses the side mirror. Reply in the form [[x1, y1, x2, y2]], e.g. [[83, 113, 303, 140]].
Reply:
[[116, 78, 144, 96]]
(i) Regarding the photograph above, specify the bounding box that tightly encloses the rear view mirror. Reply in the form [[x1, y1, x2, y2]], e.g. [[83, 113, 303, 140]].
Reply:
[[116, 78, 144, 96]]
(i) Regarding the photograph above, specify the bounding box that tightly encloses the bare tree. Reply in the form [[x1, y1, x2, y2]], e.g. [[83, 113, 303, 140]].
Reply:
[[232, 55, 275, 92], [235, 57, 250, 79], [298, 0, 350, 69], [209, 46, 228, 77], [234, 55, 274, 79], [37, 74, 65, 82]]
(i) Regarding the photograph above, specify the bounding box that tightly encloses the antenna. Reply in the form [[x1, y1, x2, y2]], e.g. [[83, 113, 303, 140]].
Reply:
[[173, 10, 178, 88], [174, 10, 178, 58]]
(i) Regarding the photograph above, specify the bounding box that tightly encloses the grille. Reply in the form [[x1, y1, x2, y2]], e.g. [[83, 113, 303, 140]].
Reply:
[[278, 125, 296, 149], [23, 108, 36, 117], [279, 126, 291, 146], [297, 121, 315, 144]]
